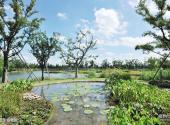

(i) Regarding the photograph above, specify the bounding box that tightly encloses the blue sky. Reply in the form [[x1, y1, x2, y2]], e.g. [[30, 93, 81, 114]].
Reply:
[[21, 0, 161, 65]]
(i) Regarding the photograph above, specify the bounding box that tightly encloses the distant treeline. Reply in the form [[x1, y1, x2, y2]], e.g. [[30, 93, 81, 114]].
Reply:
[[0, 56, 169, 75]]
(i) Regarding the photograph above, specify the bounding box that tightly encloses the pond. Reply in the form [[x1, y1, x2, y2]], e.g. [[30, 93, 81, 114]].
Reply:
[[0, 71, 86, 81], [32, 82, 109, 125]]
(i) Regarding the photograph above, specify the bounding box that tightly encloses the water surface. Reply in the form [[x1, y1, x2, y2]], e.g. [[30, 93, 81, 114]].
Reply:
[[0, 71, 86, 81], [32, 82, 108, 125]]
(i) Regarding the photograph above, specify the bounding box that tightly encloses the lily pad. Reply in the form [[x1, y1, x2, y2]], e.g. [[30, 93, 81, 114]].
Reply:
[[61, 104, 73, 112], [51, 97, 59, 102], [63, 107, 72, 112], [83, 104, 90, 108], [84, 109, 93, 114], [67, 101, 75, 104], [63, 96, 70, 101], [61, 103, 69, 107], [100, 110, 109, 115], [91, 103, 99, 108]]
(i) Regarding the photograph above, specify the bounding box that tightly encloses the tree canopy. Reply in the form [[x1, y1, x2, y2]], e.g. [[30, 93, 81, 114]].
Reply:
[[0, 0, 43, 83], [29, 32, 59, 80]]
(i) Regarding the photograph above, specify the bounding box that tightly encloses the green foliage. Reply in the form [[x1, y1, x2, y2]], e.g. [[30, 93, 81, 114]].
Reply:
[[3, 80, 32, 92], [106, 80, 170, 108], [30, 32, 59, 64], [140, 69, 170, 81], [18, 100, 52, 125], [100, 69, 131, 80], [99, 69, 115, 78], [0, 91, 21, 118], [108, 104, 161, 125], [101, 59, 110, 68], [0, 0, 43, 83], [29, 31, 59, 80], [9, 58, 26, 71], [0, 55, 3, 76], [105, 76, 170, 125], [136, 0, 170, 52], [136, 0, 170, 69], [0, 80, 52, 124], [146, 57, 160, 70], [88, 70, 97, 78]]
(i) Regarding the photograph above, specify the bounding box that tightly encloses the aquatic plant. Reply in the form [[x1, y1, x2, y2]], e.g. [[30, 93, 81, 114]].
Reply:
[[105, 75, 170, 124], [61, 104, 72, 112], [84, 109, 93, 115], [84, 104, 90, 108]]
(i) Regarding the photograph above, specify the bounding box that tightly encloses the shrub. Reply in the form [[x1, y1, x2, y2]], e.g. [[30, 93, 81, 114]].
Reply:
[[3, 80, 32, 92], [105, 70, 131, 87], [140, 69, 170, 81], [88, 71, 96, 78], [99, 69, 114, 78], [99, 69, 131, 79], [0, 91, 21, 118]]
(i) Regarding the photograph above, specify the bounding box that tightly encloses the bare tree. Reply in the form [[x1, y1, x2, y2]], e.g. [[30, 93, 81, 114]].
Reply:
[[57, 30, 97, 78], [0, 0, 43, 83]]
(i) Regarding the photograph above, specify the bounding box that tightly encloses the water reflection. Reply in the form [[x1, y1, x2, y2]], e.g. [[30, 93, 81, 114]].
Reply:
[[0, 71, 86, 81], [32, 82, 108, 125]]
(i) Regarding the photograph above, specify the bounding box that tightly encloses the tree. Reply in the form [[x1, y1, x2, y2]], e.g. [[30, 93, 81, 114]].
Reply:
[[0, 55, 3, 76], [0, 0, 43, 83], [29, 32, 59, 80], [58, 30, 97, 78], [135, 0, 170, 78], [125, 59, 141, 69], [112, 59, 123, 68], [89, 60, 96, 68], [146, 57, 160, 70], [101, 59, 110, 69]]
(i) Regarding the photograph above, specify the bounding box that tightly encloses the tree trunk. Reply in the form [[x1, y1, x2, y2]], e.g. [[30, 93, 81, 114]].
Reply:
[[75, 67, 78, 78], [2, 52, 9, 83], [41, 66, 44, 81]]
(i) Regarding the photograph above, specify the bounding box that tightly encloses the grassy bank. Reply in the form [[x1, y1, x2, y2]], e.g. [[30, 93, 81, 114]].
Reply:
[[0, 80, 53, 125], [32, 77, 105, 87]]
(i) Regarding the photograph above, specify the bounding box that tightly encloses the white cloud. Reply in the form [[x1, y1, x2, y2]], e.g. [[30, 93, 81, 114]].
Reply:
[[80, 19, 90, 24], [75, 8, 128, 39], [97, 36, 153, 47], [57, 12, 68, 20], [75, 18, 90, 29], [128, 0, 139, 8], [94, 8, 127, 38]]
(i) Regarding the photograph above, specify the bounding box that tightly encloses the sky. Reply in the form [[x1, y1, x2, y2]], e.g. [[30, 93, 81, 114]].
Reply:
[[20, 0, 168, 65]]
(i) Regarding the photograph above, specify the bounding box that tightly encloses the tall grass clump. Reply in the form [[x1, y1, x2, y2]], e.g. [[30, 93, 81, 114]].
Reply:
[[0, 80, 32, 119], [0, 91, 21, 118], [100, 68, 131, 79], [140, 69, 170, 81], [88, 70, 97, 78]]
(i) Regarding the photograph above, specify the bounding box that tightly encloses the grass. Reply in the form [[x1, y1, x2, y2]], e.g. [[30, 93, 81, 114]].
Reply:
[[0, 80, 53, 125], [140, 69, 170, 81]]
